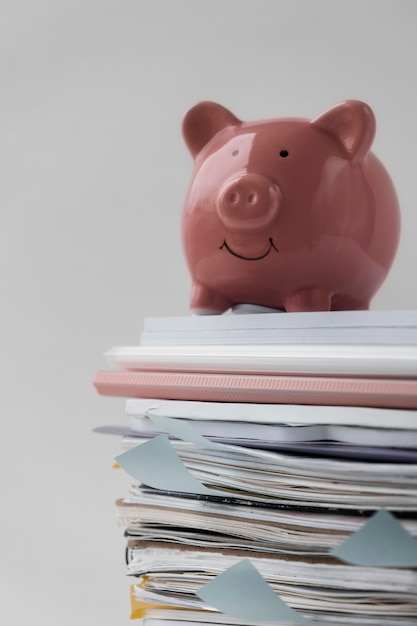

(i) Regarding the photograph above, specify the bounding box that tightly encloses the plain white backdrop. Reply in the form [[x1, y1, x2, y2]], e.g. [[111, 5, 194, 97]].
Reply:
[[1, 1, 417, 625]]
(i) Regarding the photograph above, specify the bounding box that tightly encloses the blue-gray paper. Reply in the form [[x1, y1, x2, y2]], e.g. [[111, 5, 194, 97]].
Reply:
[[115, 434, 225, 496], [146, 412, 223, 449], [331, 508, 417, 567], [197, 559, 309, 623]]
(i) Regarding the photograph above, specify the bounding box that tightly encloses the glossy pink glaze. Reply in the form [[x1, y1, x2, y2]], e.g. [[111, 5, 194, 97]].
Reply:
[[181, 101, 400, 313]]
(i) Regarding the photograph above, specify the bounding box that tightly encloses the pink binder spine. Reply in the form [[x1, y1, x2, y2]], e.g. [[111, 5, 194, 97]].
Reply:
[[93, 370, 417, 409]]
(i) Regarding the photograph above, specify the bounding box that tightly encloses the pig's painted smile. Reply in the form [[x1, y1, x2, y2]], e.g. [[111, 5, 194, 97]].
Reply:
[[220, 238, 279, 261]]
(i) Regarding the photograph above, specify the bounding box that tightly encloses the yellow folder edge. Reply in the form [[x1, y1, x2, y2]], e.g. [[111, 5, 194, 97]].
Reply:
[[130, 585, 181, 619]]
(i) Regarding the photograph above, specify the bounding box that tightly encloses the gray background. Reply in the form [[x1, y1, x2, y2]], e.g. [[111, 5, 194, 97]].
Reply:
[[1, 1, 416, 625]]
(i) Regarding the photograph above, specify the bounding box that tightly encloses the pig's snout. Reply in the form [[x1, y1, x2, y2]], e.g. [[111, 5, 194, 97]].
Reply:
[[217, 173, 281, 233]]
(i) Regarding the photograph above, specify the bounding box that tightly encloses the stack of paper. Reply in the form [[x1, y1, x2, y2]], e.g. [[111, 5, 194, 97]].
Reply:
[[94, 309, 417, 625]]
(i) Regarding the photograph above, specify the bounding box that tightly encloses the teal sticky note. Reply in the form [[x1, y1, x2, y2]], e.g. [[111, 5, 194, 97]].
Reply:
[[197, 559, 309, 623], [146, 412, 223, 450], [331, 508, 417, 567], [115, 434, 224, 496]]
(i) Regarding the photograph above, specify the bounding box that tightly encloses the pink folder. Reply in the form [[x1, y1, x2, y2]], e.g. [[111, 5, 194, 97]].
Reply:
[[94, 369, 417, 409]]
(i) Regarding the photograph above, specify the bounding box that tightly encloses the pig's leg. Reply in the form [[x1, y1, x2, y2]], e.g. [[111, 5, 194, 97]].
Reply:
[[284, 287, 332, 312], [190, 282, 232, 314]]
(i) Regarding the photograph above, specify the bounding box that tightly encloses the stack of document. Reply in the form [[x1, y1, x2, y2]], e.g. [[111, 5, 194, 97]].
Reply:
[[94, 309, 417, 625]]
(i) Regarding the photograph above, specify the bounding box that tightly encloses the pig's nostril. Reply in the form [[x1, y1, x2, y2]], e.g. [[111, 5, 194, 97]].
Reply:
[[228, 190, 259, 206], [228, 192, 240, 205]]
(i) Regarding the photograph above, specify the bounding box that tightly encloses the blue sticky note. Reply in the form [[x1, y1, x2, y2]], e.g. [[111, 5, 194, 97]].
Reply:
[[146, 412, 223, 449], [115, 434, 225, 496], [197, 559, 309, 623], [331, 508, 417, 567]]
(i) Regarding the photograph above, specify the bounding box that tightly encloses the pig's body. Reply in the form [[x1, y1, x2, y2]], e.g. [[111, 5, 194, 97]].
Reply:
[[181, 102, 400, 313]]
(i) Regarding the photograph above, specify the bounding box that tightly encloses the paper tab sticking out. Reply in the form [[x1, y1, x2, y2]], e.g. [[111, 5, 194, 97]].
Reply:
[[197, 559, 309, 623], [331, 508, 417, 567], [147, 412, 222, 449], [115, 434, 224, 496]]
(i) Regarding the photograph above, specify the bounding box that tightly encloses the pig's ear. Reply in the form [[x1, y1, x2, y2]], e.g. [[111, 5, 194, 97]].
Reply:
[[311, 100, 376, 162], [182, 101, 241, 158]]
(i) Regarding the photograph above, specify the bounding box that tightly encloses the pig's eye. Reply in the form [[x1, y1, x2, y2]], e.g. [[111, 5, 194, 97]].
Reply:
[[232, 150, 239, 156], [280, 150, 289, 158]]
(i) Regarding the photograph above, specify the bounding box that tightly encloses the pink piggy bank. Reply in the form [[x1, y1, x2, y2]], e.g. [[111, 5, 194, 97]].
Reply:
[[181, 100, 400, 313]]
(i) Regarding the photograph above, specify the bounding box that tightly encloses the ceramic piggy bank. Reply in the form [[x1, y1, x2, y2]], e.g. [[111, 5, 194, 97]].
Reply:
[[181, 100, 400, 313]]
